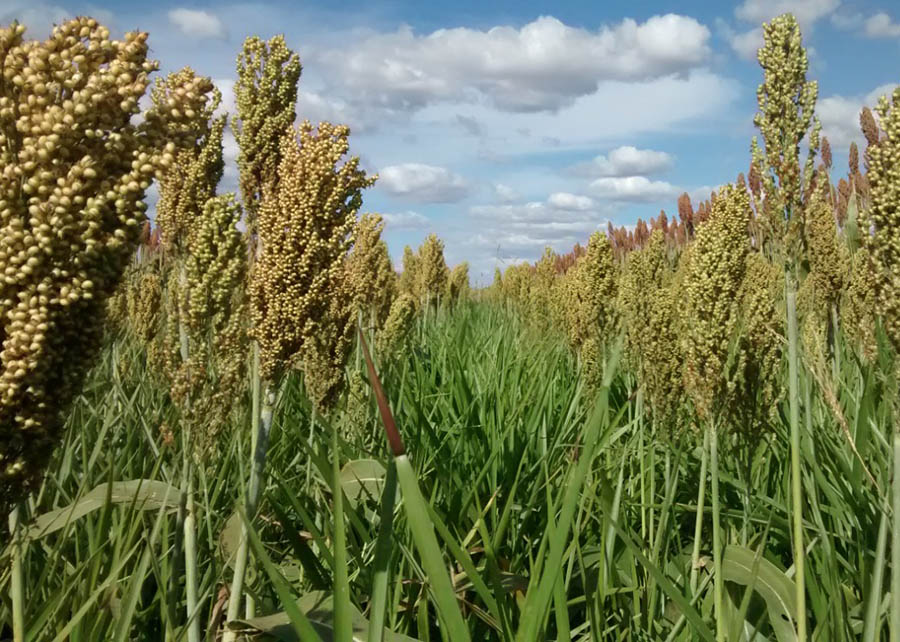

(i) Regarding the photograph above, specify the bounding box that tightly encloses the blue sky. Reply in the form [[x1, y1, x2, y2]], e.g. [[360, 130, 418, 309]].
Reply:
[[3, 0, 899, 284]]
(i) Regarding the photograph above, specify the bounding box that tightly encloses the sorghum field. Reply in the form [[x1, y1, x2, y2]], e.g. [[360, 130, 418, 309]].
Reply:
[[1, 10, 899, 642]]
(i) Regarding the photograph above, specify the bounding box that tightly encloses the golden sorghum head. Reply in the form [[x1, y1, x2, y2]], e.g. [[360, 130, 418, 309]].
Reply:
[[752, 13, 820, 261], [233, 34, 302, 229], [618, 230, 683, 429], [184, 194, 246, 334], [250, 121, 376, 410], [805, 189, 846, 308], [528, 246, 558, 326], [447, 262, 470, 305], [346, 213, 397, 328], [841, 248, 878, 363], [736, 252, 784, 434], [682, 183, 751, 423], [152, 69, 224, 252], [125, 267, 163, 344], [418, 233, 449, 306], [0, 17, 180, 512], [376, 292, 417, 357], [398, 245, 420, 302], [564, 231, 617, 351], [864, 87, 900, 352]]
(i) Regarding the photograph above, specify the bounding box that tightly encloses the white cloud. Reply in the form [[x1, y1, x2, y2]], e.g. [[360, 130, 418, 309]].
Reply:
[[378, 163, 470, 203], [494, 183, 520, 202], [213, 79, 236, 118], [864, 13, 900, 38], [298, 91, 381, 135], [734, 0, 840, 26], [818, 84, 898, 149], [168, 8, 226, 39], [381, 211, 430, 229], [311, 14, 712, 114], [569, 146, 674, 178], [728, 27, 764, 61], [547, 192, 596, 210], [469, 199, 614, 255], [830, 11, 864, 30], [589, 176, 680, 202], [396, 71, 739, 166]]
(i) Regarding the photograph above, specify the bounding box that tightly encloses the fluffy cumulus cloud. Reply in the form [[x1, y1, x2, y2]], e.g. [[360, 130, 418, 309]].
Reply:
[[377, 163, 470, 203], [734, 0, 840, 25], [381, 211, 430, 229], [568, 146, 674, 178], [589, 176, 680, 202], [547, 192, 596, 210], [818, 84, 899, 149], [493, 183, 520, 203], [309, 14, 712, 114], [168, 8, 226, 39], [831, 9, 900, 38], [469, 198, 614, 257], [864, 12, 900, 38], [725, 0, 839, 60]]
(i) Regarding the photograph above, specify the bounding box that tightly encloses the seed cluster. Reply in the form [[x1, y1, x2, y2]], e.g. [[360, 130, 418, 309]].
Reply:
[[619, 230, 683, 425], [865, 88, 900, 352], [345, 213, 397, 329], [250, 121, 375, 410], [0, 17, 183, 511], [398, 245, 420, 303], [376, 292, 417, 357], [682, 184, 751, 423], [233, 35, 301, 229], [152, 69, 222, 253], [418, 233, 449, 307], [447, 262, 470, 305], [751, 12, 820, 262]]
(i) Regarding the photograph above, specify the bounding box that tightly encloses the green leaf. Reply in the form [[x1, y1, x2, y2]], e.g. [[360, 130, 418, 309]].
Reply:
[[722, 545, 797, 642], [26, 480, 180, 540], [229, 591, 420, 641], [219, 510, 243, 568], [340, 458, 388, 509], [845, 189, 860, 252]]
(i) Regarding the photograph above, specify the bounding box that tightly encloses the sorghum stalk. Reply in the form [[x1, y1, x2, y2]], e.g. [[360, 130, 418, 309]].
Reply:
[[8, 504, 23, 642], [786, 284, 806, 641], [710, 421, 724, 642], [689, 427, 709, 596], [223, 344, 262, 637], [893, 433, 900, 642]]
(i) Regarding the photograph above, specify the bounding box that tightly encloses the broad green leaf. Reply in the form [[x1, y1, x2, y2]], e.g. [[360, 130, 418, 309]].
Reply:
[[26, 480, 179, 539], [229, 591, 420, 641], [340, 458, 388, 508], [219, 510, 243, 568], [722, 545, 797, 642]]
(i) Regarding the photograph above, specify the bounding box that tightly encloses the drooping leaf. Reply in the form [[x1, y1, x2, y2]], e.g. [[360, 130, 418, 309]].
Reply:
[[27, 480, 180, 539], [722, 545, 797, 642], [229, 591, 420, 642]]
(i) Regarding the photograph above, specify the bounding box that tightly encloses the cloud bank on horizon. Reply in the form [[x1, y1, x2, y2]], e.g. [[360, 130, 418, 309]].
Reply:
[[1, 0, 898, 283]]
